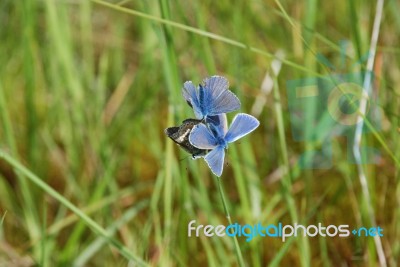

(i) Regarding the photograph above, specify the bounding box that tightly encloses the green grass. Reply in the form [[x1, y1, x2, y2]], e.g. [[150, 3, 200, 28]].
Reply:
[[0, 0, 399, 266]]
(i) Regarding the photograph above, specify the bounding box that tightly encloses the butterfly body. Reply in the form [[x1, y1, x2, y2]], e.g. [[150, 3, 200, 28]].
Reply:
[[164, 119, 208, 159]]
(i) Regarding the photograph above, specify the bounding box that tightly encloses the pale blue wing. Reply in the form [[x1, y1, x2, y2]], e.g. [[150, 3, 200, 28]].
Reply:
[[189, 124, 218, 149], [182, 81, 198, 104], [200, 76, 240, 117], [204, 146, 225, 177], [202, 76, 229, 99], [206, 114, 228, 139], [207, 90, 241, 115], [225, 113, 260, 143], [182, 81, 203, 119]]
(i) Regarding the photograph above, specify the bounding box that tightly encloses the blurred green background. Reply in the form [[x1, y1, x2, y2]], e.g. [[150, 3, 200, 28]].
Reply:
[[0, 0, 399, 266]]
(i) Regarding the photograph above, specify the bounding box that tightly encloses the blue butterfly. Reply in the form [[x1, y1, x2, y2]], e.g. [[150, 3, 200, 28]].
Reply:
[[182, 76, 241, 121], [189, 113, 260, 177]]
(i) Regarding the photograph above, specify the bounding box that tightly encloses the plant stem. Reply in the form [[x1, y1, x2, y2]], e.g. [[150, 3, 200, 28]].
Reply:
[[0, 151, 148, 267], [216, 177, 245, 267]]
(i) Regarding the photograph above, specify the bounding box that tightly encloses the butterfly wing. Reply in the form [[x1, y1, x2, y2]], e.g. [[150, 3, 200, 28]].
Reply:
[[183, 76, 240, 118], [164, 119, 207, 158], [189, 123, 218, 149], [182, 81, 203, 119], [207, 90, 241, 115], [204, 146, 225, 177], [224, 113, 260, 143], [198, 76, 241, 117], [202, 76, 229, 99], [206, 114, 228, 139], [164, 126, 180, 137]]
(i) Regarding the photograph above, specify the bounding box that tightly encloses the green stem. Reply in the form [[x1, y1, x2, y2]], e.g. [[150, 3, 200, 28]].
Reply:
[[90, 0, 314, 76], [0, 151, 148, 267], [272, 73, 310, 267], [216, 177, 245, 267]]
